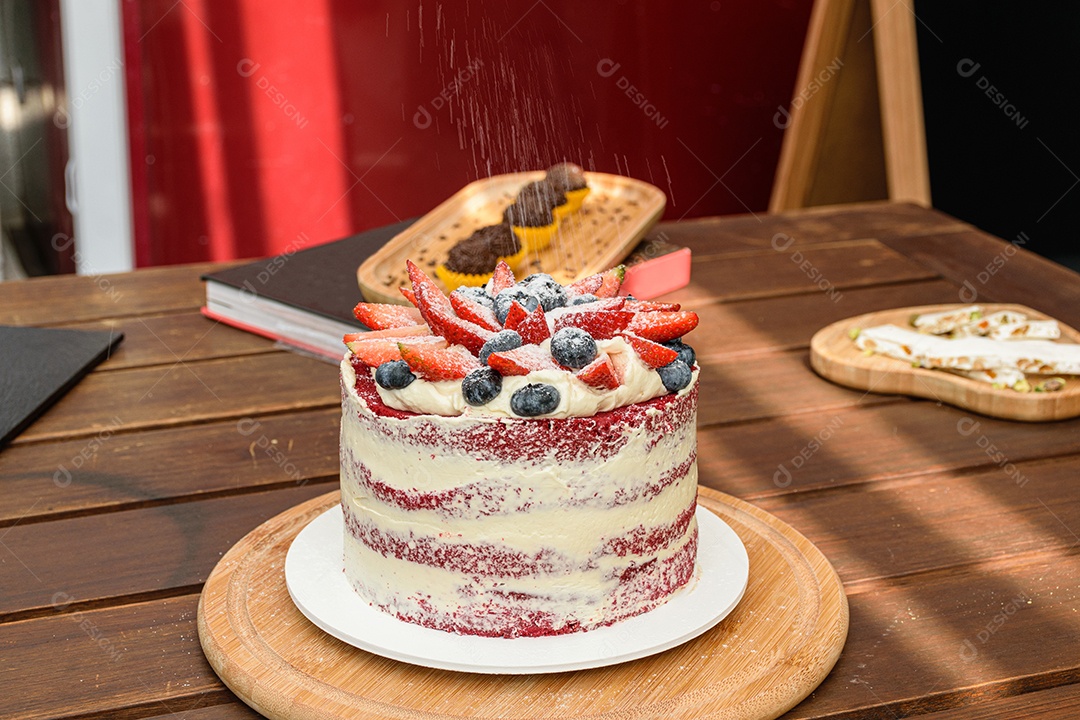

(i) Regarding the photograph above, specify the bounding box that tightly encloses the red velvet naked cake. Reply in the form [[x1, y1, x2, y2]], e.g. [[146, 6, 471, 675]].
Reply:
[[340, 260, 700, 637]]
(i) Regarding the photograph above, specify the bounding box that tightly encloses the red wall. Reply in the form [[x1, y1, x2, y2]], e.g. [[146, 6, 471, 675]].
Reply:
[[124, 0, 812, 266]]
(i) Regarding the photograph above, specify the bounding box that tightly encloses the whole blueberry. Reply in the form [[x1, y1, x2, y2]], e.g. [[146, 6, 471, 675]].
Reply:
[[479, 329, 523, 365], [656, 359, 692, 393], [375, 360, 416, 389], [520, 273, 568, 311], [570, 293, 599, 306], [494, 286, 540, 324], [461, 367, 502, 406], [454, 285, 494, 309], [550, 327, 597, 369], [510, 383, 561, 417], [662, 339, 696, 367]]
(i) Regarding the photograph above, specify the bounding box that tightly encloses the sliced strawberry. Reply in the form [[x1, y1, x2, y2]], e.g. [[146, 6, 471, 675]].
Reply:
[[595, 265, 626, 298], [397, 342, 481, 381], [450, 292, 500, 331], [502, 301, 530, 332], [624, 299, 681, 312], [554, 310, 634, 340], [619, 332, 679, 368], [576, 353, 621, 390], [343, 324, 431, 344], [408, 260, 492, 354], [407, 259, 454, 324], [346, 335, 446, 367], [486, 345, 560, 376], [489, 260, 516, 295], [399, 286, 418, 307], [353, 302, 423, 330], [515, 304, 551, 345], [566, 272, 604, 297], [588, 297, 627, 312], [628, 310, 699, 343], [429, 311, 494, 356]]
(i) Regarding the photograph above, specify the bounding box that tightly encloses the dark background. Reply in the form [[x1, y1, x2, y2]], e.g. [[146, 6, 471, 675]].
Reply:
[[917, 3, 1080, 271]]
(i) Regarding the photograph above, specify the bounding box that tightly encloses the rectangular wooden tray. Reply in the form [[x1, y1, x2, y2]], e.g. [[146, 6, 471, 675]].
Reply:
[[357, 171, 665, 304]]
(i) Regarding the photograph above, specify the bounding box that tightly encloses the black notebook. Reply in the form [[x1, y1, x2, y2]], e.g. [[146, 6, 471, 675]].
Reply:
[[0, 326, 124, 449], [201, 220, 415, 360]]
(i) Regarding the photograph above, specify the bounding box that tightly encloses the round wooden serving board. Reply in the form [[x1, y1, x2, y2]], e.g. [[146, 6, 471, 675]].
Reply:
[[198, 488, 848, 720], [810, 303, 1080, 422]]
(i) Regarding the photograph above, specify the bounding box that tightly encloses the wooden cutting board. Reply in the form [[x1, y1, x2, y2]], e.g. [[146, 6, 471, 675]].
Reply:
[[810, 303, 1080, 422], [198, 487, 848, 720], [356, 171, 665, 305]]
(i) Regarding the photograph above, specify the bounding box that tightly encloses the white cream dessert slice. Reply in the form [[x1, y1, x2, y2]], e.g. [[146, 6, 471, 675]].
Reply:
[[856, 324, 1080, 375], [950, 367, 1026, 386], [912, 306, 982, 335], [950, 310, 1030, 337], [988, 320, 1061, 341]]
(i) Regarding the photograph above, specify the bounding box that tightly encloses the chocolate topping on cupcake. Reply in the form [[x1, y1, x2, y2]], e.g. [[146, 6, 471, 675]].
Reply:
[[503, 194, 555, 228], [444, 223, 521, 275], [546, 163, 588, 193], [516, 180, 567, 211]]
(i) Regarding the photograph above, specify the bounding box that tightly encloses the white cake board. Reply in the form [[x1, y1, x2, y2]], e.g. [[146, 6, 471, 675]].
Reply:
[[285, 504, 749, 674]]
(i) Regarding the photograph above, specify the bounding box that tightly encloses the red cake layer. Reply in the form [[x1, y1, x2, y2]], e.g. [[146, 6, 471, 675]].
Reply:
[[349, 356, 698, 464]]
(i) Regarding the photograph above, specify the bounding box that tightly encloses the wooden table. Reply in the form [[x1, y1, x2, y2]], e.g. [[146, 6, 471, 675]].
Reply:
[[3, 201, 1079, 719]]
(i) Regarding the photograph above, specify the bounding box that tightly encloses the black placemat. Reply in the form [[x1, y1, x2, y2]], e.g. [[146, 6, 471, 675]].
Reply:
[[0, 325, 124, 449]]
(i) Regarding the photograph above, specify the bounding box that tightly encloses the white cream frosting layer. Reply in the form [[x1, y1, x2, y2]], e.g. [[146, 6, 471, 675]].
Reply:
[[371, 336, 686, 418]]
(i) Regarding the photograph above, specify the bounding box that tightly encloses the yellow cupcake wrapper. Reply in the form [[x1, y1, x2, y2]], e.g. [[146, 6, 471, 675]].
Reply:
[[552, 200, 574, 222], [563, 186, 590, 213], [511, 223, 558, 253], [436, 246, 526, 292]]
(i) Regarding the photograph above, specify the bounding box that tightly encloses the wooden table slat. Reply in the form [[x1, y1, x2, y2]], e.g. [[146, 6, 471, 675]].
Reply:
[[696, 399, 1080, 500], [878, 228, 1080, 329], [59, 311, 281, 371], [0, 262, 236, 327], [9, 353, 340, 445], [660, 201, 971, 257], [0, 483, 333, 621], [0, 409, 340, 525]]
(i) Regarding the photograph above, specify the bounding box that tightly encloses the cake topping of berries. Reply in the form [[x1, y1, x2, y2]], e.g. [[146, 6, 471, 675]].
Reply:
[[343, 259, 698, 419], [510, 383, 561, 416], [663, 339, 696, 367], [657, 359, 693, 393], [454, 285, 495, 309], [375, 360, 416, 389], [494, 286, 540, 325], [461, 367, 503, 406], [519, 273, 568, 312], [570, 293, 599, 306], [479, 329, 523, 365], [550, 327, 598, 369]]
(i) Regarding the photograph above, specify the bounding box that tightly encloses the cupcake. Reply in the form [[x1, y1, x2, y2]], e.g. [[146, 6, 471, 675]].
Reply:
[[545, 162, 590, 212], [436, 223, 524, 291], [503, 192, 557, 253], [517, 180, 570, 221]]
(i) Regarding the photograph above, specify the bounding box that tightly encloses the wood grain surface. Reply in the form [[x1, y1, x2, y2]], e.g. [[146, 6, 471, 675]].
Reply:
[[3, 203, 1080, 720], [197, 489, 847, 720]]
